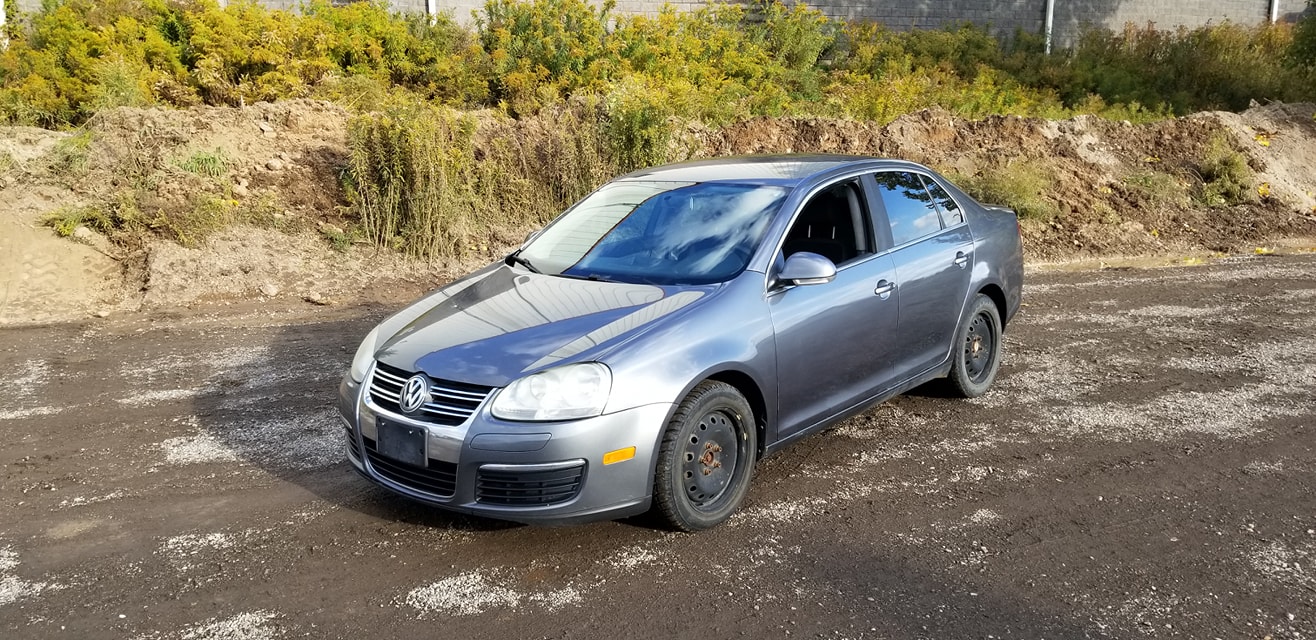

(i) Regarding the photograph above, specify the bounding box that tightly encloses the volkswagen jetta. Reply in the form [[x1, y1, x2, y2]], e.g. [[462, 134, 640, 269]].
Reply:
[[338, 155, 1023, 530]]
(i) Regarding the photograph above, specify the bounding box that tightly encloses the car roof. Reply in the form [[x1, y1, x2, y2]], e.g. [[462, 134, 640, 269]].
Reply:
[[616, 154, 926, 186]]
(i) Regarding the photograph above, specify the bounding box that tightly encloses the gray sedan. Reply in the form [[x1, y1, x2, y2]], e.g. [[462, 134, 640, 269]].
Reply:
[[338, 155, 1024, 530]]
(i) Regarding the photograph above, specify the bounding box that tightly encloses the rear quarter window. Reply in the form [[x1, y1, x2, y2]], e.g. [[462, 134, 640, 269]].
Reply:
[[874, 171, 944, 246], [921, 177, 964, 225]]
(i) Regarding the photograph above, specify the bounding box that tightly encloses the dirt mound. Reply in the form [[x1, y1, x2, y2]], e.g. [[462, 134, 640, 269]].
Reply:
[[85, 100, 351, 218], [707, 105, 1316, 261], [2, 101, 1314, 324]]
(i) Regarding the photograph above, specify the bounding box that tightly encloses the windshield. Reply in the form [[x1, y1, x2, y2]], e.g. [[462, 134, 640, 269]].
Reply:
[[516, 181, 788, 285]]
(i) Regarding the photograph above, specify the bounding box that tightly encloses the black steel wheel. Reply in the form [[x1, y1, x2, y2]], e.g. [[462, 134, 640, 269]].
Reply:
[[945, 294, 1003, 398], [652, 381, 757, 531]]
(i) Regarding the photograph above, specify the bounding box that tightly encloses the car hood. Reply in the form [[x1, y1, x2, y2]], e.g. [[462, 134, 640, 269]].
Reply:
[[374, 265, 710, 387]]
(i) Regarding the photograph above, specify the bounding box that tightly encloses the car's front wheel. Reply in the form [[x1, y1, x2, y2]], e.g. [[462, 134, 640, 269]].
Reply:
[[652, 381, 757, 531], [945, 294, 1004, 398]]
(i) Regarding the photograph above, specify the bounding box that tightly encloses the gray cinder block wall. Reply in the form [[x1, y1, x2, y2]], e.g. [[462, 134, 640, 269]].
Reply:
[[6, 0, 1312, 48]]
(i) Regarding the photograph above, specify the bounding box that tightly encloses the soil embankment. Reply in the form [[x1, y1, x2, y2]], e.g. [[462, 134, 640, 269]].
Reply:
[[2, 101, 1314, 324]]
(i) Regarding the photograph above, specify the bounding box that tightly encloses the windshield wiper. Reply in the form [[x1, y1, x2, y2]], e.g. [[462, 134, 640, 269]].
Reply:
[[506, 252, 541, 274]]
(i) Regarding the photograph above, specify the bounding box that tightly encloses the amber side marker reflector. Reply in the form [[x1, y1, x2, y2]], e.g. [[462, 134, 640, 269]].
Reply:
[[603, 446, 636, 465]]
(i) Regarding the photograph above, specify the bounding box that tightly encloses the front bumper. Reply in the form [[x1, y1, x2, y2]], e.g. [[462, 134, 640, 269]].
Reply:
[[337, 374, 673, 525]]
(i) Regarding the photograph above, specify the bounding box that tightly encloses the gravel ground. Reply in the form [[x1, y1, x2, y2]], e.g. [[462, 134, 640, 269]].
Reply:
[[1, 254, 1314, 639]]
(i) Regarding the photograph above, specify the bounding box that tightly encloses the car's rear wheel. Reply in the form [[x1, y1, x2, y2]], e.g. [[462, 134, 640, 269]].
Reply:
[[945, 294, 1003, 398], [652, 381, 756, 531]]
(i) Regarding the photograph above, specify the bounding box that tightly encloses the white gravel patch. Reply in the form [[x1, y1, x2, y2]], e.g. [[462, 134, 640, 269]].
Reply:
[[1126, 304, 1226, 318], [1248, 540, 1315, 592], [608, 544, 659, 571], [735, 498, 830, 525], [0, 546, 55, 607], [178, 610, 283, 640], [0, 360, 59, 420], [968, 509, 1001, 524], [161, 533, 237, 559], [160, 431, 240, 465], [120, 345, 273, 380], [117, 388, 199, 406], [402, 571, 581, 616], [0, 405, 61, 420], [156, 407, 339, 470], [1047, 383, 1306, 440], [58, 490, 126, 508], [1242, 460, 1285, 475], [7, 359, 50, 389]]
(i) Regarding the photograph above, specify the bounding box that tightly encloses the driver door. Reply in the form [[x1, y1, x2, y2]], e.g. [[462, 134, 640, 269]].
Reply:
[[768, 178, 902, 442]]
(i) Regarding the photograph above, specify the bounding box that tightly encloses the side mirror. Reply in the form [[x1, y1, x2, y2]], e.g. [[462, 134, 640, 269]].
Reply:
[[778, 252, 837, 286]]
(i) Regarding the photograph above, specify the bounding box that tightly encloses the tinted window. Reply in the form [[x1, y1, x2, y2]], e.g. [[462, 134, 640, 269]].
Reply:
[[921, 177, 963, 225], [519, 181, 788, 285], [874, 171, 943, 246]]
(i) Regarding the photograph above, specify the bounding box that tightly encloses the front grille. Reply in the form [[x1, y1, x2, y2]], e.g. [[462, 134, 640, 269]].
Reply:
[[363, 436, 457, 497], [368, 362, 493, 426], [345, 426, 362, 461], [476, 464, 585, 506]]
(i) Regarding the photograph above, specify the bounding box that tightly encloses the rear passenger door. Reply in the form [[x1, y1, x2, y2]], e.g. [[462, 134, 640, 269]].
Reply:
[[866, 171, 974, 377]]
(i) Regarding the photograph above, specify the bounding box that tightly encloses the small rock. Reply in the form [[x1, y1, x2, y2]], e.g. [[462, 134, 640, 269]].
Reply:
[[258, 121, 275, 137], [232, 184, 249, 197], [237, 178, 249, 188], [259, 283, 279, 297], [318, 222, 344, 236], [94, 310, 110, 318], [72, 225, 94, 241], [304, 292, 333, 306], [277, 152, 291, 162], [265, 158, 284, 171], [239, 263, 254, 274]]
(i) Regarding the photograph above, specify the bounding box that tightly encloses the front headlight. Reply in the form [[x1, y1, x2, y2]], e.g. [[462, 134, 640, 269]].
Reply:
[[491, 363, 612, 422], [348, 326, 382, 383]]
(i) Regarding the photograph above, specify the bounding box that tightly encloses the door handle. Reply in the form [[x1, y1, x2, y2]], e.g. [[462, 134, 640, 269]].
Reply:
[[953, 251, 969, 269], [874, 280, 895, 299]]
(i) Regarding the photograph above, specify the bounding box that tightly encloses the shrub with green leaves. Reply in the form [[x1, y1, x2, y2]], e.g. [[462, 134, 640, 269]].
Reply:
[[1197, 135, 1255, 207], [176, 147, 230, 179], [3, 0, 1314, 129], [954, 161, 1060, 221], [344, 102, 616, 260]]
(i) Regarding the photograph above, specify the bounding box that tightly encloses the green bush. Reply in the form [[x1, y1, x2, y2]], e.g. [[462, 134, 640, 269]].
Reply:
[[344, 102, 614, 259], [1292, 1, 1316, 67], [955, 161, 1060, 221], [1197, 135, 1255, 207], [176, 147, 230, 178], [4, 0, 1314, 129], [478, 0, 614, 116]]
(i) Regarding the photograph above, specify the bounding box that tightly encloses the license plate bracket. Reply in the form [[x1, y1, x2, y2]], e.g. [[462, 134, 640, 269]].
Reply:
[[376, 419, 427, 467]]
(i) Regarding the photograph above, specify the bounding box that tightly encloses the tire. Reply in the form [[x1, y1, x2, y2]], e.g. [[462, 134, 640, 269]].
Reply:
[[945, 294, 1004, 398], [652, 381, 757, 531]]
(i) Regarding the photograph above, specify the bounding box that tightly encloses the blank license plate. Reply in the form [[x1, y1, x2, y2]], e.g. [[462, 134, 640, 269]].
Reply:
[[377, 419, 427, 467]]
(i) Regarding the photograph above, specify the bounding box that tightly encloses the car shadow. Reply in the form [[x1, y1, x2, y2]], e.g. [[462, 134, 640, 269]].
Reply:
[[189, 303, 522, 533]]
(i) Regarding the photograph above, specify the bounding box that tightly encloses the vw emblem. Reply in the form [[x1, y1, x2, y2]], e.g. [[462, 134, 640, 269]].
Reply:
[[399, 374, 431, 414]]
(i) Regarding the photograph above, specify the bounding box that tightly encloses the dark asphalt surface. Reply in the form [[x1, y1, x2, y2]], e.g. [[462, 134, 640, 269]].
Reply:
[[1, 254, 1314, 639]]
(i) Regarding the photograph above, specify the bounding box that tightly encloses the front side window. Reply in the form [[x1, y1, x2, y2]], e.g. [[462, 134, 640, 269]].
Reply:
[[518, 181, 789, 285], [781, 179, 872, 265], [874, 171, 944, 246]]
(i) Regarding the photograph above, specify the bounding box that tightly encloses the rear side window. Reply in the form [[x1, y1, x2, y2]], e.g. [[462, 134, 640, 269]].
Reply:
[[921, 177, 964, 225], [873, 171, 943, 246]]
